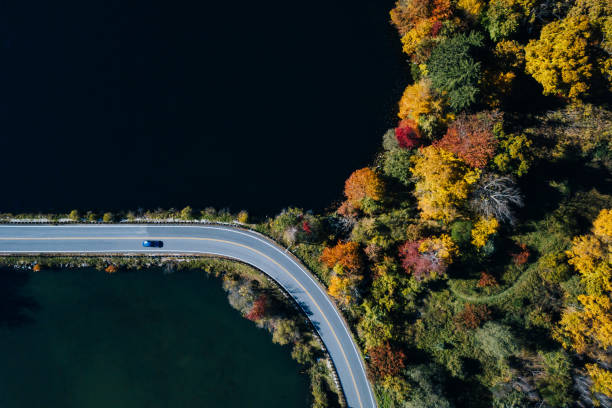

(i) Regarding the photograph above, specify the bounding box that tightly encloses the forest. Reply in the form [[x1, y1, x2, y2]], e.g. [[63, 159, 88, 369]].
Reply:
[[259, 0, 612, 406], [3, 0, 610, 407]]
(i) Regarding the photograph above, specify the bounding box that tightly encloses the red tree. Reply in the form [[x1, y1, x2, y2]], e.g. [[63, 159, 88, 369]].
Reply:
[[246, 294, 267, 321], [455, 304, 491, 330], [368, 342, 406, 379], [511, 243, 530, 266], [477, 272, 498, 288], [434, 111, 501, 168], [398, 240, 444, 281], [395, 119, 422, 149], [302, 221, 312, 234]]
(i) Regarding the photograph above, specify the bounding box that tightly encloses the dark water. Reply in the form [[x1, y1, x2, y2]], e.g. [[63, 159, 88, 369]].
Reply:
[[0, 269, 309, 407], [1, 0, 405, 215]]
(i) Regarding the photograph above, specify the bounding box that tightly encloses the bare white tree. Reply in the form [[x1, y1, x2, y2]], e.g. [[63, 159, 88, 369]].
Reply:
[[470, 174, 524, 224]]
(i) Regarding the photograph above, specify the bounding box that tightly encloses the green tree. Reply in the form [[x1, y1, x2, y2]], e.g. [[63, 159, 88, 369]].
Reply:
[[272, 319, 298, 345], [475, 322, 519, 368], [538, 351, 573, 407], [427, 32, 484, 111], [483, 0, 521, 41], [382, 148, 414, 186]]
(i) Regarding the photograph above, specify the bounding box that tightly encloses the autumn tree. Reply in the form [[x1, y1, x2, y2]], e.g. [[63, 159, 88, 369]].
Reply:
[[399, 235, 457, 280], [427, 32, 484, 111], [411, 146, 480, 221], [397, 79, 444, 137], [343, 168, 384, 214], [525, 16, 596, 99], [246, 294, 267, 321], [554, 294, 612, 356], [492, 132, 533, 177], [477, 272, 498, 288], [102, 212, 114, 223], [368, 342, 406, 379], [320, 241, 362, 274], [180, 206, 193, 220], [586, 364, 612, 397], [566, 234, 611, 295], [471, 217, 499, 248], [391, 0, 453, 63], [105, 264, 118, 274], [434, 111, 501, 168], [395, 119, 422, 149], [455, 303, 491, 330], [469, 174, 524, 224]]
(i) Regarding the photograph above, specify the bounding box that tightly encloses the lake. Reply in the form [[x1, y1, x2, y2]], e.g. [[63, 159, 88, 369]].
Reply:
[[1, 0, 405, 215], [0, 268, 310, 407]]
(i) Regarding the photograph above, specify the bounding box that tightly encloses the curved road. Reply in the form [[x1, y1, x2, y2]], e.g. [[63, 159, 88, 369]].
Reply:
[[0, 224, 376, 408]]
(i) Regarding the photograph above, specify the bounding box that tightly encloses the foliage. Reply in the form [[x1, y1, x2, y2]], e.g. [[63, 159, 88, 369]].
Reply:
[[368, 342, 406, 379], [180, 206, 193, 220], [344, 168, 385, 213], [483, 0, 522, 41], [245, 294, 267, 321], [475, 322, 519, 368], [478, 272, 498, 287], [525, 15, 596, 99], [382, 149, 414, 186], [399, 235, 457, 281], [398, 79, 444, 137], [395, 119, 422, 149], [411, 146, 480, 221], [586, 363, 612, 397], [538, 351, 574, 407], [455, 303, 491, 329], [554, 294, 612, 356], [427, 32, 484, 111], [566, 234, 611, 295], [492, 133, 532, 177], [435, 111, 501, 168], [471, 217, 499, 248], [593, 208, 612, 239], [272, 319, 298, 346], [404, 364, 454, 408], [320, 241, 362, 273], [450, 220, 473, 246], [104, 264, 118, 274]]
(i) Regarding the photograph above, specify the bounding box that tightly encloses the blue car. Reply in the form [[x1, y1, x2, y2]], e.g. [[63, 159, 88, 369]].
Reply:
[[142, 240, 163, 248]]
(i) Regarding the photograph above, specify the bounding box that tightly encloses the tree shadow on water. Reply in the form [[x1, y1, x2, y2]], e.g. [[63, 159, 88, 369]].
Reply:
[[0, 269, 39, 328]]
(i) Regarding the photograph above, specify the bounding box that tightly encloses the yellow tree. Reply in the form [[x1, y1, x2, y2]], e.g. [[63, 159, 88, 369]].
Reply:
[[410, 146, 480, 221], [471, 217, 499, 248], [525, 16, 595, 99], [593, 208, 612, 240], [586, 364, 612, 397], [554, 294, 612, 355], [398, 79, 443, 124], [566, 235, 611, 295]]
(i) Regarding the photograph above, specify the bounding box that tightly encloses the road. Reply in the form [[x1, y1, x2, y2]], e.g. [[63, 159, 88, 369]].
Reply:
[[0, 224, 376, 408]]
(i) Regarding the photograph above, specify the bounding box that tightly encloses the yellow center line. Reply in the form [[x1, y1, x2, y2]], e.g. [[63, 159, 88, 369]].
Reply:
[[0, 236, 365, 408]]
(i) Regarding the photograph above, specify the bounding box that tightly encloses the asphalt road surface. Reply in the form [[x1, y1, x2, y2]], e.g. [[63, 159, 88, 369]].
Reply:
[[0, 224, 376, 408]]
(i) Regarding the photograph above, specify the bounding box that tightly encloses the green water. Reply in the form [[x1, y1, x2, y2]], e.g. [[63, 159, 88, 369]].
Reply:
[[0, 268, 309, 407]]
